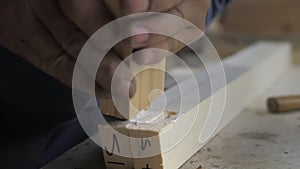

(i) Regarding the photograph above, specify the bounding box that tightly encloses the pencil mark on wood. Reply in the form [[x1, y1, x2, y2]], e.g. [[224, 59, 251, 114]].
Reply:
[[142, 164, 152, 169], [141, 138, 151, 150], [105, 134, 120, 156], [107, 161, 125, 165]]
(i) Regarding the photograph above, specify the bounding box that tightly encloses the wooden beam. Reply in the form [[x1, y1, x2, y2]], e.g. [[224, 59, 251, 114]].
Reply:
[[99, 58, 165, 120], [99, 41, 292, 169]]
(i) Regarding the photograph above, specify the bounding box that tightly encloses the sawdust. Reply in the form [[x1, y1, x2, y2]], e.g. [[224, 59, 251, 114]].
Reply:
[[166, 110, 178, 119]]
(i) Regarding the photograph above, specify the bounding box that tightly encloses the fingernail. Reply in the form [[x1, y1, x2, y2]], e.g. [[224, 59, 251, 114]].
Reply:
[[131, 27, 149, 47], [122, 0, 149, 14], [133, 50, 154, 65]]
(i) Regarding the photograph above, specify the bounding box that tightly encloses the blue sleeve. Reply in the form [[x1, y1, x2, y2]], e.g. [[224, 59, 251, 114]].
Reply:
[[206, 0, 231, 26]]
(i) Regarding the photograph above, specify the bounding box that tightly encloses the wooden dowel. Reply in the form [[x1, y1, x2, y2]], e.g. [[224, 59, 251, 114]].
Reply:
[[267, 95, 300, 113]]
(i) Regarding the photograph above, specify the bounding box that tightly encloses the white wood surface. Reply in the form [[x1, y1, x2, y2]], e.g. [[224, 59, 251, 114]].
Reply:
[[122, 41, 292, 169], [42, 65, 300, 169], [180, 65, 300, 169]]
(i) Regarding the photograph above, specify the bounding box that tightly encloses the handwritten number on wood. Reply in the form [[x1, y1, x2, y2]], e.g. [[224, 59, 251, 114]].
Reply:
[[105, 134, 120, 156], [107, 161, 125, 166], [142, 164, 152, 169], [141, 138, 151, 150]]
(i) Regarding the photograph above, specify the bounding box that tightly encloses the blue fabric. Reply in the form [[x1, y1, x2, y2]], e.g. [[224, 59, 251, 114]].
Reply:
[[206, 0, 231, 26], [0, 46, 81, 169], [38, 119, 87, 167]]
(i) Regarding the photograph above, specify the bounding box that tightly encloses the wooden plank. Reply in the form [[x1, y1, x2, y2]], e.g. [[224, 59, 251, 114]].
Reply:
[[158, 42, 291, 168], [42, 66, 300, 169], [180, 65, 300, 169], [100, 41, 292, 168], [99, 58, 165, 120]]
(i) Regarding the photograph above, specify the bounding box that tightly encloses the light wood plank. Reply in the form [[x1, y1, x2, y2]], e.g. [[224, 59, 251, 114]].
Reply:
[[100, 41, 292, 168]]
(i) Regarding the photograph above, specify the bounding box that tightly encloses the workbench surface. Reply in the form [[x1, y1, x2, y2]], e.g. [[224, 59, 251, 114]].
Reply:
[[42, 65, 300, 169]]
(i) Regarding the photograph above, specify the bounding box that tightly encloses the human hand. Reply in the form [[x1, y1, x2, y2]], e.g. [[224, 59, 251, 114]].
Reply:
[[0, 0, 135, 99], [104, 0, 211, 63]]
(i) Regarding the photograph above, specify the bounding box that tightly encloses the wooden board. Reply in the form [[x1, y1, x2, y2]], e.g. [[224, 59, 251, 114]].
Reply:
[[42, 65, 300, 169], [99, 41, 292, 168], [180, 65, 300, 169]]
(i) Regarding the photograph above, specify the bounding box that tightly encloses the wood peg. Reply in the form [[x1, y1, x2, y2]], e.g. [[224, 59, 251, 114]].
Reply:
[[267, 95, 300, 113]]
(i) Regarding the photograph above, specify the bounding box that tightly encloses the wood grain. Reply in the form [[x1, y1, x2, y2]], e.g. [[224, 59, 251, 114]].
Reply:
[[99, 59, 165, 120]]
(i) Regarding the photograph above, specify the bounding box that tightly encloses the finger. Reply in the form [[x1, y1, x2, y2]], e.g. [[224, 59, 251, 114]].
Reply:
[[58, 0, 129, 58], [28, 25, 107, 99], [132, 37, 185, 65], [131, 23, 204, 65], [30, 0, 88, 58], [129, 0, 209, 49], [58, 0, 113, 36], [100, 2, 182, 61], [113, 0, 183, 16], [153, 34, 185, 54], [149, 0, 183, 12], [103, 0, 122, 18], [59, 0, 135, 62], [0, 2, 107, 98], [30, 0, 135, 98], [112, 8, 184, 65], [98, 51, 136, 98], [127, 9, 184, 50], [112, 9, 184, 65], [58, 0, 136, 97]]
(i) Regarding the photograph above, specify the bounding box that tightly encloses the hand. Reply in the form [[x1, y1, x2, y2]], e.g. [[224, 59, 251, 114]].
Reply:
[[0, 0, 135, 99], [105, 0, 211, 63]]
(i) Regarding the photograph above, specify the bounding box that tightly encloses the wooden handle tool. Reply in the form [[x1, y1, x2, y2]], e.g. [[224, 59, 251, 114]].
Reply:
[[267, 95, 300, 113]]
